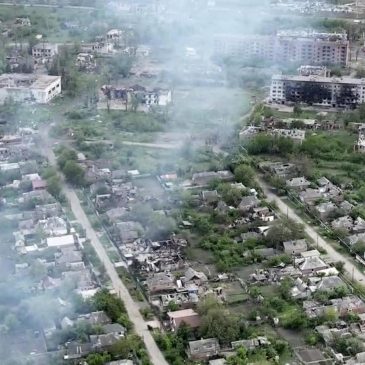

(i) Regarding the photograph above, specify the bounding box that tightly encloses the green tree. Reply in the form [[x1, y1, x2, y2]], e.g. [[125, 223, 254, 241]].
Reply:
[[47, 175, 62, 198], [62, 160, 85, 186], [293, 104, 302, 116], [234, 164, 255, 186], [93, 289, 126, 322], [86, 352, 111, 365], [227, 347, 248, 365]]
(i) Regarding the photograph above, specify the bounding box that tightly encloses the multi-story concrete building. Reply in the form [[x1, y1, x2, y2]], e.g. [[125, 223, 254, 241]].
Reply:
[[32, 43, 59, 59], [99, 84, 172, 111], [270, 74, 365, 108], [0, 74, 61, 104], [214, 30, 349, 67]]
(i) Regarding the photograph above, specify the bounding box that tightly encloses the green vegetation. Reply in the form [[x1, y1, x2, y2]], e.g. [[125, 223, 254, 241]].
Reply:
[[56, 146, 85, 186]]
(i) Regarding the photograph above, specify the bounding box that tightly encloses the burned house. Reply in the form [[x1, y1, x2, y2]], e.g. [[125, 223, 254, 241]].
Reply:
[[99, 84, 172, 111], [187, 338, 220, 361]]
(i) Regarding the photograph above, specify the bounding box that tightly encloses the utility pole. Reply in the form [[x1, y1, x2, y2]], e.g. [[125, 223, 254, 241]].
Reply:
[[316, 233, 319, 249]]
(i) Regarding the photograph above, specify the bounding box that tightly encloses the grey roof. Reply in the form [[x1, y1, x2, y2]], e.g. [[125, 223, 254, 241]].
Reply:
[[347, 233, 365, 246], [103, 323, 126, 335], [331, 215, 353, 231], [353, 217, 365, 233], [283, 239, 308, 253], [255, 247, 276, 258], [299, 256, 327, 272], [55, 248, 83, 265], [317, 276, 345, 291], [77, 311, 111, 326], [315, 201, 336, 214], [202, 190, 219, 200], [65, 341, 92, 358], [339, 200, 354, 213], [106, 361, 134, 365], [238, 195, 259, 210], [286, 176, 311, 188], [295, 348, 326, 364], [188, 338, 220, 355], [299, 188, 322, 201], [90, 333, 120, 348], [317, 176, 332, 187], [184, 267, 208, 283]]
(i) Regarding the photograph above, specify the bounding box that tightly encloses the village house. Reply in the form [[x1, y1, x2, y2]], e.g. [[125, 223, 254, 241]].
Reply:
[[294, 347, 329, 365], [314, 201, 337, 220], [352, 217, 365, 234], [55, 247, 84, 271], [339, 200, 354, 214], [187, 338, 220, 361], [299, 189, 323, 206], [167, 309, 201, 331], [32, 43, 59, 59], [252, 206, 275, 222], [283, 239, 308, 255], [201, 190, 220, 204], [231, 337, 271, 351], [331, 215, 354, 232], [315, 275, 346, 292], [77, 311, 112, 326], [347, 233, 365, 247], [259, 161, 297, 179], [192, 170, 234, 186], [182, 268, 208, 285], [271, 128, 306, 143], [80, 41, 114, 55], [238, 195, 260, 213], [116, 221, 144, 243], [296, 256, 328, 275], [286, 176, 311, 191], [15, 17, 31, 26], [99, 84, 172, 111], [64, 341, 92, 360], [146, 272, 176, 295], [76, 53, 96, 71]]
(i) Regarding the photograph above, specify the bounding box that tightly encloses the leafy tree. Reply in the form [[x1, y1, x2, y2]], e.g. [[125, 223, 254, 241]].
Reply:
[[62, 160, 85, 186], [47, 175, 62, 198], [57, 148, 77, 170], [293, 105, 302, 116], [227, 347, 248, 365], [93, 289, 126, 322], [200, 308, 240, 345], [218, 183, 246, 205], [234, 164, 255, 186], [352, 241, 365, 255], [265, 218, 304, 248], [85, 353, 111, 365], [282, 309, 308, 329]]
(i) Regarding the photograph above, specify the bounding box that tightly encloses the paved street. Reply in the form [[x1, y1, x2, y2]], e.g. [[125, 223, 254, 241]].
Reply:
[[40, 134, 169, 365], [258, 177, 365, 283]]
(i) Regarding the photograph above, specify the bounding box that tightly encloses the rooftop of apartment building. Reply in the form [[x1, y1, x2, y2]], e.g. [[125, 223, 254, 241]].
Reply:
[[272, 74, 365, 85], [276, 29, 348, 42], [0, 74, 60, 90]]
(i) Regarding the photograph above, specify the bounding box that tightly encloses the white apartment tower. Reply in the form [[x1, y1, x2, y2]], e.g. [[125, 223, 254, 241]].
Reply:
[[214, 30, 349, 67]]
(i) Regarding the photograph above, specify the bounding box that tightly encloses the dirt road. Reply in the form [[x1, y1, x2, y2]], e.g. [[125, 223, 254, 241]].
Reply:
[[258, 178, 365, 283], [0, 2, 95, 9], [41, 136, 169, 365]]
